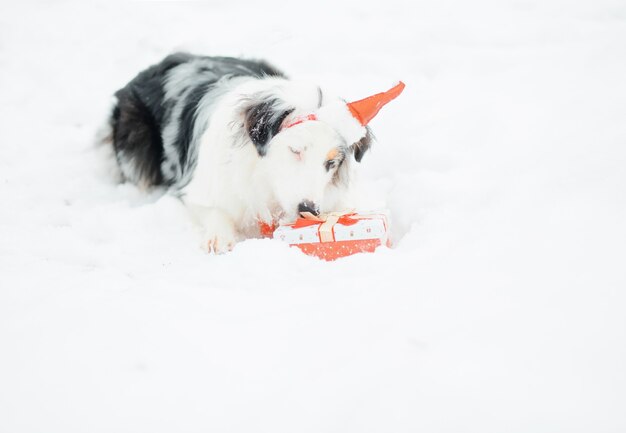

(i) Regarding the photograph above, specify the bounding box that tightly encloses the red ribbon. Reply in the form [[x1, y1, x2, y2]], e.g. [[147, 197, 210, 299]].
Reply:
[[282, 113, 318, 129], [292, 213, 359, 229]]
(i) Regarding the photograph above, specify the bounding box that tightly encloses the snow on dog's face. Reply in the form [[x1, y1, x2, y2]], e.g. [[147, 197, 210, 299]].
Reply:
[[243, 91, 371, 221]]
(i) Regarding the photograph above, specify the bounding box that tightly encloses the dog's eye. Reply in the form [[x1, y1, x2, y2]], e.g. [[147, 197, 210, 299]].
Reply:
[[324, 160, 337, 171], [289, 146, 302, 160]]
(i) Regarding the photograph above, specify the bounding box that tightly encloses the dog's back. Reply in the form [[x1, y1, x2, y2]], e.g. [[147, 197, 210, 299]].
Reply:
[[109, 53, 285, 188]]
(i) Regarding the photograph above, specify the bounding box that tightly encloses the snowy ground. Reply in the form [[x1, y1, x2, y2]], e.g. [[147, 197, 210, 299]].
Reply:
[[1, 1, 626, 432]]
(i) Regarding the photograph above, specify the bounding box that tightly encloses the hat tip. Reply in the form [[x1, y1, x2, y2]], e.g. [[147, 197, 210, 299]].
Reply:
[[347, 80, 406, 126]]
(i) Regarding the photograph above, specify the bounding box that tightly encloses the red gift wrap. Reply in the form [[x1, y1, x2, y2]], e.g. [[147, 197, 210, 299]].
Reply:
[[271, 211, 390, 261]]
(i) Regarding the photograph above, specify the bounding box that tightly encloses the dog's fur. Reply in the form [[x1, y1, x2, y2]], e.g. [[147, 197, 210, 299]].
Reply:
[[107, 53, 372, 252]]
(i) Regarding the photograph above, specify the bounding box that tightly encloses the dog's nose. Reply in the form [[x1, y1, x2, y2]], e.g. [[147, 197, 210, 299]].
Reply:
[[298, 200, 320, 216]]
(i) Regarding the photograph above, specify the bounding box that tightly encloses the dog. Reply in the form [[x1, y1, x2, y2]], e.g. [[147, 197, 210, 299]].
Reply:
[[106, 52, 403, 252]]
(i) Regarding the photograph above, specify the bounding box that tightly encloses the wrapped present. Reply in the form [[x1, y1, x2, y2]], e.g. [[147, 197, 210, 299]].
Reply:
[[272, 211, 390, 261]]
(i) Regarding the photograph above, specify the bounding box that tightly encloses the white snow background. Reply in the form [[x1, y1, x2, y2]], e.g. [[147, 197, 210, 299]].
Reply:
[[1, 1, 625, 432]]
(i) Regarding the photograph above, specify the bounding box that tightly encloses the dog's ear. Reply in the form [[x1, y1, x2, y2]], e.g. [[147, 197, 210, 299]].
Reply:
[[244, 98, 293, 156], [353, 127, 374, 162]]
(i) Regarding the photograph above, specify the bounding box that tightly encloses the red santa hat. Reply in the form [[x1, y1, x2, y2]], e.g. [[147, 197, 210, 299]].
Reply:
[[283, 81, 405, 143]]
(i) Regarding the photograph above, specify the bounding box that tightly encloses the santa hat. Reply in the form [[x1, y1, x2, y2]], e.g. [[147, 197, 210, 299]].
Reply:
[[283, 81, 405, 143]]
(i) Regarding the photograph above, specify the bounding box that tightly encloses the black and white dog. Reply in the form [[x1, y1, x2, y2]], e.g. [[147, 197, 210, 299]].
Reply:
[[106, 52, 403, 252]]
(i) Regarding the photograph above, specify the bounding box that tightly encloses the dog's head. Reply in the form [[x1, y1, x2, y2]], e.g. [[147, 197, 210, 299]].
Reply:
[[242, 81, 404, 221]]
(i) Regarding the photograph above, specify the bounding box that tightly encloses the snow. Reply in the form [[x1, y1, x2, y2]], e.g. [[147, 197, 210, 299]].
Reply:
[[1, 1, 626, 432]]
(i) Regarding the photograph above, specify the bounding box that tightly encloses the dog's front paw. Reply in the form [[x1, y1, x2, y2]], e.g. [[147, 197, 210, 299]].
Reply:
[[204, 229, 237, 254], [186, 204, 239, 254], [201, 211, 238, 254]]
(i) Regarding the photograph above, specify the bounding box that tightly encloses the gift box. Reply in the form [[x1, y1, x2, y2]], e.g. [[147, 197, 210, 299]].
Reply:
[[271, 211, 390, 261]]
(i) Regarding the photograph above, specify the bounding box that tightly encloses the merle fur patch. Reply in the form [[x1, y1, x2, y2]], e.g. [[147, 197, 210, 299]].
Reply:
[[109, 52, 286, 188], [244, 99, 293, 156]]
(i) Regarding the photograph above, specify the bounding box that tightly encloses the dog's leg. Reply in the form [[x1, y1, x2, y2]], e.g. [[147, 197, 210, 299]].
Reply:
[[186, 204, 238, 254]]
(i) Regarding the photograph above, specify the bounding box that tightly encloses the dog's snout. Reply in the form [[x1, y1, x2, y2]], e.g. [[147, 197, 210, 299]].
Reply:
[[298, 200, 320, 216]]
